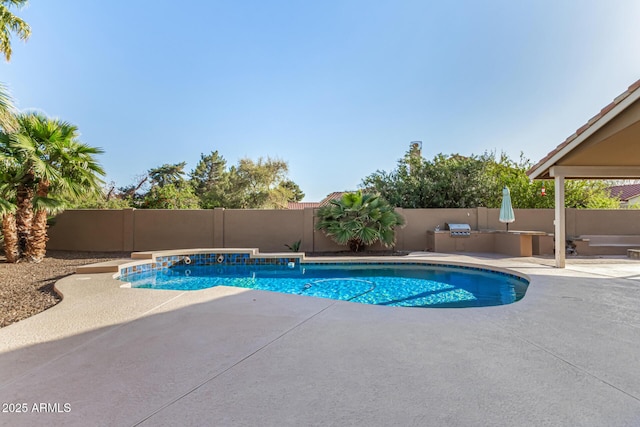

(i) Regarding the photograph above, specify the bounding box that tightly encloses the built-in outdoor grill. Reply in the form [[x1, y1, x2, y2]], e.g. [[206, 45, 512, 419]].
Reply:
[[445, 223, 471, 237]]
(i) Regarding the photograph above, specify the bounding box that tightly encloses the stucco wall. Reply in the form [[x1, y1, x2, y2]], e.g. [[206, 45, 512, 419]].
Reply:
[[486, 209, 555, 233], [46, 207, 640, 253], [571, 209, 640, 236], [133, 210, 215, 251], [47, 210, 127, 251], [223, 209, 305, 252]]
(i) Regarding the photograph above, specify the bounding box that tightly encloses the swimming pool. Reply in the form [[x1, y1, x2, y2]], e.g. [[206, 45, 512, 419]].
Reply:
[[121, 260, 529, 308]]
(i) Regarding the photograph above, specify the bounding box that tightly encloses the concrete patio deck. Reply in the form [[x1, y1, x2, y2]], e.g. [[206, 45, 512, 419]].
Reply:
[[1, 252, 639, 426]]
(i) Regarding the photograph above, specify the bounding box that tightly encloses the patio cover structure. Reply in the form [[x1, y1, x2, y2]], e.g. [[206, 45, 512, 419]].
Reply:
[[528, 79, 640, 267]]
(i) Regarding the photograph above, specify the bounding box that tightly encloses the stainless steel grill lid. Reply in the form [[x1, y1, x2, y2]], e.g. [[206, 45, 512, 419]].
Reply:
[[445, 223, 471, 237]]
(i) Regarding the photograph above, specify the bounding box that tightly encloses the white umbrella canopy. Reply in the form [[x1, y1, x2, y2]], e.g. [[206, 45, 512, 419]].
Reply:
[[499, 186, 515, 231]]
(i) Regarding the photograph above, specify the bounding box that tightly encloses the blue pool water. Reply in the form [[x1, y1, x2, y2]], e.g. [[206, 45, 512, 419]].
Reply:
[[123, 263, 528, 308]]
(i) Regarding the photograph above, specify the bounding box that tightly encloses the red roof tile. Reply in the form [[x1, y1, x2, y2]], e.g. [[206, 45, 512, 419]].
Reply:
[[607, 183, 640, 201], [319, 191, 349, 206], [286, 202, 321, 209], [286, 191, 358, 209]]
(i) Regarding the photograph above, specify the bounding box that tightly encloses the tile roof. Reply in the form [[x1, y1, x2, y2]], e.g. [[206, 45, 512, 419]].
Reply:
[[286, 191, 356, 209], [286, 202, 321, 209], [318, 191, 361, 206], [527, 78, 640, 179], [606, 183, 640, 201]]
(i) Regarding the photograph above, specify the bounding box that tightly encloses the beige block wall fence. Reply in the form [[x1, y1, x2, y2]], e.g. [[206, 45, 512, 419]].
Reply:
[[46, 207, 640, 254]]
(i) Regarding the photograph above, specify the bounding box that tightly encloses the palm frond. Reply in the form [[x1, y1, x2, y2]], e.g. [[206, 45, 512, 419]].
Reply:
[[328, 227, 352, 245], [0, 196, 15, 215], [32, 195, 65, 214], [356, 226, 378, 245], [379, 228, 396, 247], [0, 3, 31, 61]]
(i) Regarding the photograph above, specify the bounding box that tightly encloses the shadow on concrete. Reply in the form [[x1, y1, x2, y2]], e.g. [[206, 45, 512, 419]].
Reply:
[[1, 270, 640, 426]]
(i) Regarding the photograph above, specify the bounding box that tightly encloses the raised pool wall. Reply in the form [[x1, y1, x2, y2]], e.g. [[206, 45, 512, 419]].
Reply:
[[118, 249, 303, 279], [47, 208, 640, 255]]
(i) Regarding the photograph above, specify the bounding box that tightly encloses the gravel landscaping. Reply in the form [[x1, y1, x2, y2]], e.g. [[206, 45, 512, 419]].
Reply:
[[0, 250, 130, 328]]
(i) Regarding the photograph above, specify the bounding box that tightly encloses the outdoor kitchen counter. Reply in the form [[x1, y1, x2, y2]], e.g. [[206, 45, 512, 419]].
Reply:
[[426, 230, 553, 257]]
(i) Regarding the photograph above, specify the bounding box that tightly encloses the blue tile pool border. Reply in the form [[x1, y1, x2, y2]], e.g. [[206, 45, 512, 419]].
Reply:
[[120, 251, 302, 279], [119, 251, 528, 285]]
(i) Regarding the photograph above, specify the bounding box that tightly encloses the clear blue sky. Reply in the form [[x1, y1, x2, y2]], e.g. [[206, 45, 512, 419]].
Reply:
[[1, 1, 640, 201]]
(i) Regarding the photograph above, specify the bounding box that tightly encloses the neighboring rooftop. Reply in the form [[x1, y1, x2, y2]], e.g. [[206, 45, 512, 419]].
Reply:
[[286, 202, 321, 210], [607, 183, 640, 202], [287, 191, 354, 209], [319, 191, 349, 206]]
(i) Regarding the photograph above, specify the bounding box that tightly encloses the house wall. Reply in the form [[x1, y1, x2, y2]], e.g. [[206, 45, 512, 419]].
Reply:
[[46, 207, 640, 254]]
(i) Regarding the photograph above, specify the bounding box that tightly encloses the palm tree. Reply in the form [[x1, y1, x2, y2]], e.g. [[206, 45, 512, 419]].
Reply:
[[0, 87, 21, 260], [0, 0, 30, 138], [0, 0, 31, 62], [0, 209, 18, 261], [7, 112, 105, 262], [0, 134, 19, 262], [0, 82, 17, 132], [315, 191, 405, 252]]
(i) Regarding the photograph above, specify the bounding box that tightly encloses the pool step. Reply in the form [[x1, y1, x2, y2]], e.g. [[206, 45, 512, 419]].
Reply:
[[76, 259, 134, 274]]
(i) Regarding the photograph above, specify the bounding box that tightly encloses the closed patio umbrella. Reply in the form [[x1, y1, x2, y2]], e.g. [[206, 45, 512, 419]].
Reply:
[[499, 186, 515, 231]]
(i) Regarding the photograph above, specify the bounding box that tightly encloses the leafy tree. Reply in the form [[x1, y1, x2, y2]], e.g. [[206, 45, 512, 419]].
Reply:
[[426, 154, 493, 208], [227, 157, 291, 208], [362, 149, 619, 209], [140, 162, 199, 209], [116, 175, 149, 208], [315, 190, 405, 252], [563, 180, 620, 209], [190, 151, 227, 194], [190, 155, 302, 209], [75, 153, 305, 210], [149, 162, 187, 188], [189, 151, 229, 208], [78, 165, 201, 209], [65, 184, 134, 209], [279, 179, 305, 202], [482, 152, 619, 209], [263, 179, 305, 209], [362, 151, 493, 208], [483, 152, 550, 208], [142, 183, 200, 209], [0, 0, 31, 62], [1, 112, 105, 262]]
